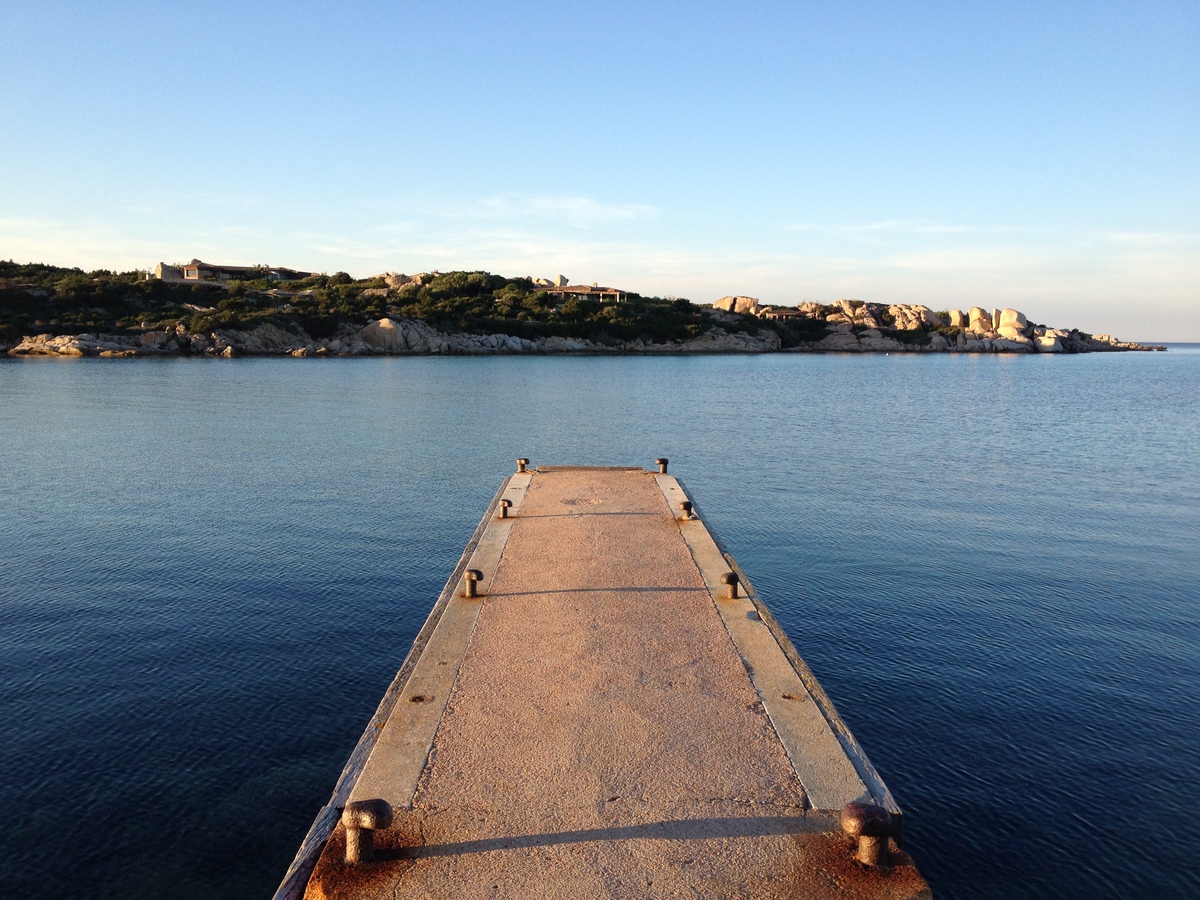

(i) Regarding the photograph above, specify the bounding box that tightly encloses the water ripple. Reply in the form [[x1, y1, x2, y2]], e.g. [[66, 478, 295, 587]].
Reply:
[[1, 352, 1197, 898]]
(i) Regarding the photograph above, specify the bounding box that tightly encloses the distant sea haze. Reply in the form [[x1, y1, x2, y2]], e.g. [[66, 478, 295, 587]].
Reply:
[[1, 349, 1197, 898]]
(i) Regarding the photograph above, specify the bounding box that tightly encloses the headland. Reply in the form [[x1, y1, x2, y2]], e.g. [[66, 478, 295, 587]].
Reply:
[[2, 260, 1163, 357]]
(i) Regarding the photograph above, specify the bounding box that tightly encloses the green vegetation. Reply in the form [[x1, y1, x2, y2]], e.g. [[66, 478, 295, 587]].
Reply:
[[390, 272, 738, 344], [760, 316, 826, 346], [885, 327, 933, 346], [0, 261, 198, 344], [1, 261, 775, 348]]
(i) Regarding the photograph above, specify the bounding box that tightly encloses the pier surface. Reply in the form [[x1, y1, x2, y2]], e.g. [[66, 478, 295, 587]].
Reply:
[[284, 466, 929, 899]]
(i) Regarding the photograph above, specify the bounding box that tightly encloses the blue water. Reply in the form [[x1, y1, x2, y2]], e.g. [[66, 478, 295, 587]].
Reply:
[[2, 349, 1197, 898]]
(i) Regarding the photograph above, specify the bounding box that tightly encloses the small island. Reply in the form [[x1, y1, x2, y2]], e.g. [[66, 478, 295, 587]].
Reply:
[[1, 259, 1163, 358]]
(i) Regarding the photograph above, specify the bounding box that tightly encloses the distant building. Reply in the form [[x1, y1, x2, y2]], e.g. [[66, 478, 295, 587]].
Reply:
[[544, 284, 628, 303], [759, 306, 807, 321], [155, 259, 313, 283]]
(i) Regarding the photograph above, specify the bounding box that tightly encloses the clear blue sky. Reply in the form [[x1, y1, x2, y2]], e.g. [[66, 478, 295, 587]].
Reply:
[[2, 1, 1197, 340]]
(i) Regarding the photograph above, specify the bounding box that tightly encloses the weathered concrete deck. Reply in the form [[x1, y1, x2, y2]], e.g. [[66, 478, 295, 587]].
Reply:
[[277, 465, 930, 899]]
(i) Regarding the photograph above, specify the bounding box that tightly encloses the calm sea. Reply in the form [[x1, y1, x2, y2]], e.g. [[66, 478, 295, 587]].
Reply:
[[2, 348, 1197, 899]]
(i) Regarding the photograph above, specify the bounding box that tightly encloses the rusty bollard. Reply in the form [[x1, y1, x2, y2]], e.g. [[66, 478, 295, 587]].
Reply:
[[840, 801, 892, 867], [464, 569, 483, 598], [720, 571, 740, 599], [342, 798, 393, 865], [655, 457, 668, 474], [516, 457, 529, 474], [678, 501, 693, 520], [498, 498, 512, 519]]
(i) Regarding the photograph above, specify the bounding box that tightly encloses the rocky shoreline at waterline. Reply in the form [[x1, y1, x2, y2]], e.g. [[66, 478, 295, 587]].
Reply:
[[5, 303, 1164, 359], [4, 318, 779, 357]]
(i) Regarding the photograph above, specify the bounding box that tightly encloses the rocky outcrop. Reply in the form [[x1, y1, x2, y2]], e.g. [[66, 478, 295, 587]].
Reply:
[[815, 329, 863, 352], [6, 318, 784, 359], [820, 300, 941, 331], [992, 336, 1033, 352], [750, 299, 1163, 354], [712, 296, 761, 315], [998, 308, 1028, 331], [858, 328, 906, 352], [358, 318, 455, 354], [5, 293, 1163, 360], [886, 304, 943, 330], [8, 333, 163, 357], [968, 307, 993, 334], [818, 300, 874, 328], [677, 327, 780, 353], [1036, 335, 1064, 353]]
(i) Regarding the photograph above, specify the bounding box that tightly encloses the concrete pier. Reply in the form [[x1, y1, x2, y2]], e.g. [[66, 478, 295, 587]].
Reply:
[[276, 465, 930, 899]]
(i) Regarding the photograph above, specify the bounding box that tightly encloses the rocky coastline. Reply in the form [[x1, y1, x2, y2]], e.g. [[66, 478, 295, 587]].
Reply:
[[4, 296, 1163, 359], [6, 308, 1162, 360], [4, 317, 785, 358], [2, 262, 1166, 357]]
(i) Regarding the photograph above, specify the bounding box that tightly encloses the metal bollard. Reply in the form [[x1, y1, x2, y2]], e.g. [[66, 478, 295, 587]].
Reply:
[[464, 569, 483, 598], [342, 798, 393, 865], [655, 457, 668, 474], [840, 802, 893, 868], [719, 571, 739, 599], [499, 498, 512, 519], [516, 458, 529, 474]]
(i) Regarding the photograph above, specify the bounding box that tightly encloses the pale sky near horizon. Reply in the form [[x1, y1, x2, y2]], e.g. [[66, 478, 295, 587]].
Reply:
[[2, 1, 1197, 341]]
